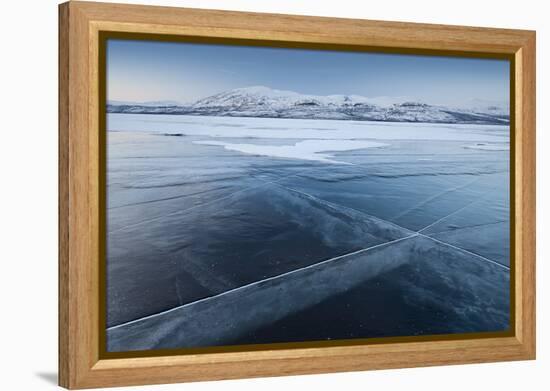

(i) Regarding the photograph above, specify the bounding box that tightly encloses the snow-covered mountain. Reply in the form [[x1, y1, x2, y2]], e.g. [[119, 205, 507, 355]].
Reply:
[[107, 86, 509, 125]]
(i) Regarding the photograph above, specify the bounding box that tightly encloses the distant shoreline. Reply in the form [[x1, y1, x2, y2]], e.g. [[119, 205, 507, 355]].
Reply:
[[106, 109, 509, 126]]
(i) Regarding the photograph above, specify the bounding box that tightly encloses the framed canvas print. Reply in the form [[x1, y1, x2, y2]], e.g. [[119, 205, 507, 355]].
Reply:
[[58, 1, 536, 389]]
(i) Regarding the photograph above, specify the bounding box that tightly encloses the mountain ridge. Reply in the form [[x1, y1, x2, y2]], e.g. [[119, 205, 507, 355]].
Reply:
[[107, 86, 509, 125]]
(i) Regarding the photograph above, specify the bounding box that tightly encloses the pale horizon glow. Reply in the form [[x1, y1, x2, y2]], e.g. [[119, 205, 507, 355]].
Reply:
[[106, 39, 510, 107]]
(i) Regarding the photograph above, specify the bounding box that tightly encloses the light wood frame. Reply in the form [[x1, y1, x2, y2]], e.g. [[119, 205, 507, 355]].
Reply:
[[59, 1, 536, 389]]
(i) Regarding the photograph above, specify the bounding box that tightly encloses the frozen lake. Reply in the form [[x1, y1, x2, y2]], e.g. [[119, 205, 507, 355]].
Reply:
[[106, 113, 510, 351]]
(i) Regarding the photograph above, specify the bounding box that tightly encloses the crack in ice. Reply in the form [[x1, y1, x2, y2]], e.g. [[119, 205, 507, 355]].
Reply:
[[419, 235, 509, 270], [416, 192, 492, 234], [275, 183, 416, 235], [273, 183, 508, 270], [107, 233, 420, 331], [390, 176, 481, 220]]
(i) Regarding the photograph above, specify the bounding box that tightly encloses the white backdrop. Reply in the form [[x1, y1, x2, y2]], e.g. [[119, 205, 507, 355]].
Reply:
[[0, 0, 546, 389]]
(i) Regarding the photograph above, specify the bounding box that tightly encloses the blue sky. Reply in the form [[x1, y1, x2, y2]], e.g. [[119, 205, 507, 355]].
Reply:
[[107, 39, 509, 106]]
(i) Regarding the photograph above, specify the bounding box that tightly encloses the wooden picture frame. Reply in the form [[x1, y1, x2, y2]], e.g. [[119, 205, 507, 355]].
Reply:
[[59, 1, 536, 389]]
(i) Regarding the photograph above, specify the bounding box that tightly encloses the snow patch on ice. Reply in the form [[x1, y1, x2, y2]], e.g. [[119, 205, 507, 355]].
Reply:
[[193, 139, 388, 164]]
